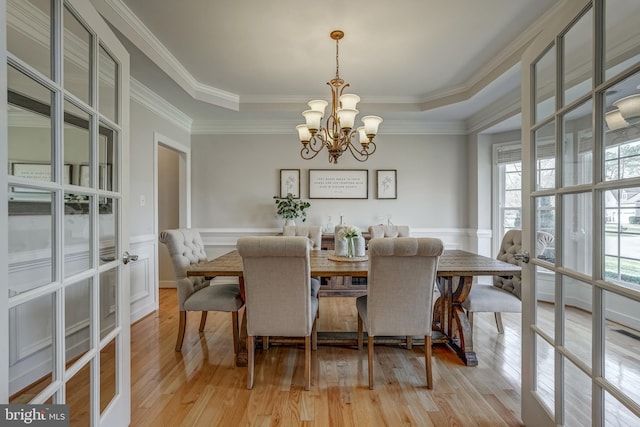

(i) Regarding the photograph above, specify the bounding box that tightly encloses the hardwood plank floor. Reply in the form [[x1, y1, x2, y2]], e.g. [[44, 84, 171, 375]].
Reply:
[[11, 288, 640, 425], [130, 289, 525, 426]]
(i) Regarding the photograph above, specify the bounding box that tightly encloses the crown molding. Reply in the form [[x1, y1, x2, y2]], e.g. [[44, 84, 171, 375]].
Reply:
[[93, 0, 566, 116], [240, 94, 423, 105], [94, 0, 239, 111], [418, 0, 567, 110], [466, 87, 521, 134], [191, 118, 467, 136], [130, 78, 193, 132]]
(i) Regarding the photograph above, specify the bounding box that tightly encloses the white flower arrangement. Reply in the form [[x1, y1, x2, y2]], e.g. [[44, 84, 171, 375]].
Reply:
[[336, 225, 361, 239]]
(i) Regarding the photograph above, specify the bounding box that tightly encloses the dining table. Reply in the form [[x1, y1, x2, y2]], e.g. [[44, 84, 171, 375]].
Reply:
[[186, 249, 521, 367]]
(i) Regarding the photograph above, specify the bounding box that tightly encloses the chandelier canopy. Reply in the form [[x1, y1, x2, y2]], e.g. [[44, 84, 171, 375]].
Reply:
[[296, 30, 382, 164]]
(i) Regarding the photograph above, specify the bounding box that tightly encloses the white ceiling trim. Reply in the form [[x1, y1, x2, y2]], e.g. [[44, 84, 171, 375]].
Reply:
[[466, 87, 521, 134], [94, 0, 240, 111], [191, 119, 466, 136], [130, 78, 193, 132], [418, 0, 565, 110], [93, 0, 566, 114]]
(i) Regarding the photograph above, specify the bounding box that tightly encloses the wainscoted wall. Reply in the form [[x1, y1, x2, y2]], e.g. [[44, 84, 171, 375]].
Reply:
[[129, 234, 158, 323], [7, 227, 157, 394]]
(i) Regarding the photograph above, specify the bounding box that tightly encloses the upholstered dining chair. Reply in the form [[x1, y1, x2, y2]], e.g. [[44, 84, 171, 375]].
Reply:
[[356, 237, 444, 389], [237, 236, 319, 390], [368, 224, 410, 239], [461, 229, 554, 333], [159, 229, 244, 352], [367, 224, 415, 347], [283, 225, 322, 249]]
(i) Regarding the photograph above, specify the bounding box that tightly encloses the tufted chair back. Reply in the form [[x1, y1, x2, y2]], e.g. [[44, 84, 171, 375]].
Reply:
[[493, 229, 554, 299], [283, 225, 322, 250], [368, 225, 411, 239], [237, 236, 317, 337], [159, 229, 209, 309], [363, 237, 443, 336]]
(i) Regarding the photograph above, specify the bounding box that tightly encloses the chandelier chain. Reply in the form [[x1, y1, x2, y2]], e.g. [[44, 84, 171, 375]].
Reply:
[[335, 37, 340, 80]]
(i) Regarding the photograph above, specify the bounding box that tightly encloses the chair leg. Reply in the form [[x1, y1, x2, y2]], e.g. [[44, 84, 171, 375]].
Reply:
[[247, 335, 255, 389], [425, 335, 433, 389], [494, 312, 504, 334], [262, 336, 269, 350], [368, 335, 375, 389], [305, 335, 311, 391], [199, 311, 208, 332], [175, 311, 187, 352], [406, 336, 413, 350], [468, 311, 474, 332], [231, 311, 239, 354], [312, 319, 318, 351], [357, 316, 364, 350]]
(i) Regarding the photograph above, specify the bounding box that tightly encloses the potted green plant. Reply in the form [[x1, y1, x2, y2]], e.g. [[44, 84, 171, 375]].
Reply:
[[274, 193, 310, 225]]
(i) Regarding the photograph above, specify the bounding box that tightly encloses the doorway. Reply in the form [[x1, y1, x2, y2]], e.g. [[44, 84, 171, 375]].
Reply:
[[154, 133, 190, 289]]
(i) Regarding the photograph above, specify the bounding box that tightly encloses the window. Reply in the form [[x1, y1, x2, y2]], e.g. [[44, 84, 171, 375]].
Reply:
[[494, 143, 555, 261]]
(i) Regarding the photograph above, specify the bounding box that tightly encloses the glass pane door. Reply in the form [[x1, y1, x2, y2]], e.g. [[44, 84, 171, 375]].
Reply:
[[3, 0, 130, 425], [521, 1, 640, 425]]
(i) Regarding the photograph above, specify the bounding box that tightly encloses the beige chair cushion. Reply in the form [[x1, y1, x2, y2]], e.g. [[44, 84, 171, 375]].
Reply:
[[237, 236, 319, 337], [356, 237, 443, 337], [460, 283, 521, 313]]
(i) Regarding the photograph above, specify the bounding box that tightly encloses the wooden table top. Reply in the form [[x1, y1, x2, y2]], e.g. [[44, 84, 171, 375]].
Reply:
[[186, 249, 521, 278]]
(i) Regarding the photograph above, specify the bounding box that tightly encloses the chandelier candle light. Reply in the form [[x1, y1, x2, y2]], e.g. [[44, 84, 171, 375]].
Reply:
[[296, 30, 383, 164]]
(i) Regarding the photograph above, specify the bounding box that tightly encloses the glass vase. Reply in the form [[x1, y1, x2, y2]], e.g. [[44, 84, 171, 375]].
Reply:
[[347, 237, 354, 258]]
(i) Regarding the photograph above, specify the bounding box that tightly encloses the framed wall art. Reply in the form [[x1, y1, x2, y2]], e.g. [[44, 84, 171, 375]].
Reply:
[[376, 169, 397, 199], [280, 169, 301, 198], [11, 162, 71, 192], [309, 169, 368, 199]]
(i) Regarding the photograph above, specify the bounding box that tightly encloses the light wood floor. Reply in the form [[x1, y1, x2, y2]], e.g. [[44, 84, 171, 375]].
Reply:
[[129, 289, 525, 426]]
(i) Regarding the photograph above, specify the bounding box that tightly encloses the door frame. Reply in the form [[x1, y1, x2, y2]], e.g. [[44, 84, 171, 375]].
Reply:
[[154, 132, 190, 290], [1, 0, 9, 403]]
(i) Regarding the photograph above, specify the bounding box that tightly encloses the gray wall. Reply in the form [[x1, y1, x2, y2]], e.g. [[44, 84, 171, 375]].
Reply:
[[190, 133, 469, 230], [157, 146, 179, 285], [129, 101, 190, 236]]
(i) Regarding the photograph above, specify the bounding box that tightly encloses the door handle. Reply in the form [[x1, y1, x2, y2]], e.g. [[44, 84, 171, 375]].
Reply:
[[514, 251, 530, 264], [122, 251, 139, 264]]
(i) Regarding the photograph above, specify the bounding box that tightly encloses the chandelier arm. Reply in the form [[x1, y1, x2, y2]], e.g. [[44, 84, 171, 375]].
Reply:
[[301, 136, 325, 160], [338, 83, 350, 98], [301, 145, 322, 160], [340, 132, 369, 162]]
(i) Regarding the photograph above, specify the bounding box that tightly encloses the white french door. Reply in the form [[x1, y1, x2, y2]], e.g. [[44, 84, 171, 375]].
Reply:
[[1, 0, 131, 425], [521, 0, 640, 425]]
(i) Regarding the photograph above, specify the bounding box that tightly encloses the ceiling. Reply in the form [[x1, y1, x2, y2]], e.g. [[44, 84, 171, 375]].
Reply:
[[90, 0, 561, 134]]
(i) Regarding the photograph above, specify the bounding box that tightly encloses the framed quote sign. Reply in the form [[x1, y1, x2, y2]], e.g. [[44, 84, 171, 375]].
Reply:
[[308, 169, 368, 199]]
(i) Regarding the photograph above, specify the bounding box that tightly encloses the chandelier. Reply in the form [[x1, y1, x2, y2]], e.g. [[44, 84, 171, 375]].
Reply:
[[296, 30, 382, 163], [606, 91, 640, 130]]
